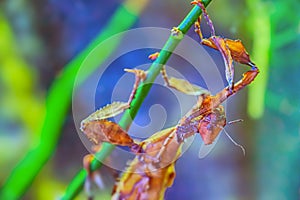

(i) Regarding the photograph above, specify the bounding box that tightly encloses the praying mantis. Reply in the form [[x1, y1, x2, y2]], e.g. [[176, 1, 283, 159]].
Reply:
[[80, 1, 260, 199]]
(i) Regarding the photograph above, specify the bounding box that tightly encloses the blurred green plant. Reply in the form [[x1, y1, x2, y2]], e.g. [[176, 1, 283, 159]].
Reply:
[[0, 13, 44, 140], [246, 0, 271, 119], [246, 0, 300, 199], [0, 12, 45, 188], [0, 0, 149, 199]]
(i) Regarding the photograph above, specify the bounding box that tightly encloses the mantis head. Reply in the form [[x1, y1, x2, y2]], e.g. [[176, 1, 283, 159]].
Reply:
[[198, 105, 226, 145]]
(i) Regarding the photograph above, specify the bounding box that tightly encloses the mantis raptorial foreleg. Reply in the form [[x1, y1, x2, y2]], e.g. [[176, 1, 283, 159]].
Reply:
[[192, 0, 257, 90]]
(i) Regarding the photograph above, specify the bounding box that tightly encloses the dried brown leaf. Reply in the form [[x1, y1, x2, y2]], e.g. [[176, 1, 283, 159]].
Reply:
[[81, 119, 135, 147]]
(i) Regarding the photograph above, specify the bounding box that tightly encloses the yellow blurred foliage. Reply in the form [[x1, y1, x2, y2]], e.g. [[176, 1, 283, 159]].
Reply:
[[0, 13, 45, 140]]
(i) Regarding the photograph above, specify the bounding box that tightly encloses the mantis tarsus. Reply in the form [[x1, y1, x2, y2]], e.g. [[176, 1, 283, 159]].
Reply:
[[80, 1, 260, 199]]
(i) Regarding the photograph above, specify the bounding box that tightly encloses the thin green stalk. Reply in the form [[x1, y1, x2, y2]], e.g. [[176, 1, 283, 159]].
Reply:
[[61, 1, 212, 199], [246, 0, 271, 118], [0, 1, 149, 199]]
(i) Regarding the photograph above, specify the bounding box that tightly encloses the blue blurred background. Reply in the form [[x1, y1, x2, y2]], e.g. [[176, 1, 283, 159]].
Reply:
[[0, 0, 299, 199]]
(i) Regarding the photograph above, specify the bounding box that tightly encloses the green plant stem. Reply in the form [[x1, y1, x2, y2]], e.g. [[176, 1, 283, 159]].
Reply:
[[246, 0, 271, 119], [0, 1, 149, 199], [61, 1, 212, 199]]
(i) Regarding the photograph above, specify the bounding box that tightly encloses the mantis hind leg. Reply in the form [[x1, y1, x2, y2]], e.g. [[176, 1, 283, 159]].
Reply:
[[148, 52, 210, 96], [124, 68, 147, 105], [83, 154, 105, 200]]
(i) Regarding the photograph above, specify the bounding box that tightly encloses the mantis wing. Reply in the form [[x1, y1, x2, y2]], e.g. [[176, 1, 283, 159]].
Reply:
[[81, 101, 129, 126], [198, 132, 221, 159]]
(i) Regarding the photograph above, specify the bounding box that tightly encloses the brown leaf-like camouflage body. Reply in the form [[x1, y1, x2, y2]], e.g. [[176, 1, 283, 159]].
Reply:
[[112, 128, 179, 200], [111, 98, 227, 200]]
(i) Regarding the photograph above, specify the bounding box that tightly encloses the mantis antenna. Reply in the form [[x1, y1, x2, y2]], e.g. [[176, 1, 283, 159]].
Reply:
[[219, 125, 246, 156]]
